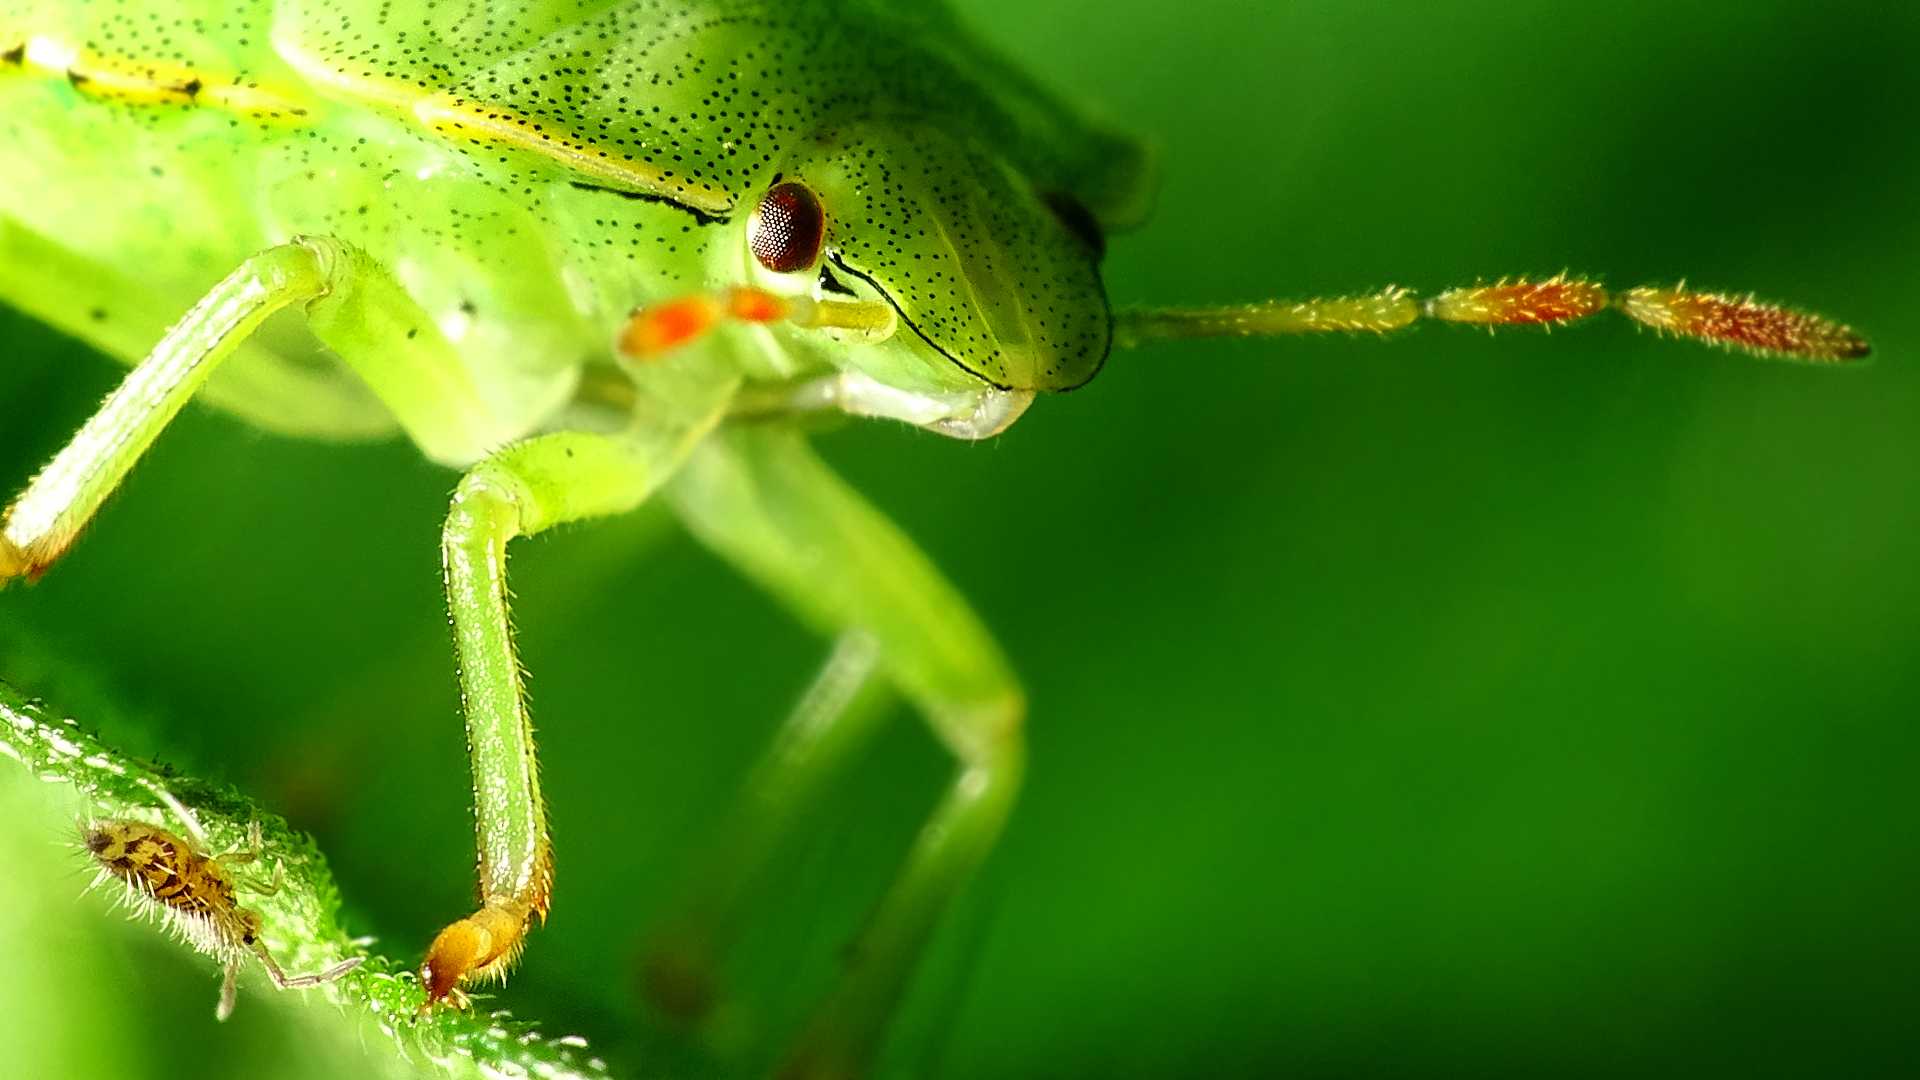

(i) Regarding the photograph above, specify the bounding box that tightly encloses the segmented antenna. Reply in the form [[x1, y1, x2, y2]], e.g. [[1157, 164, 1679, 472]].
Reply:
[[1115, 275, 1869, 363]]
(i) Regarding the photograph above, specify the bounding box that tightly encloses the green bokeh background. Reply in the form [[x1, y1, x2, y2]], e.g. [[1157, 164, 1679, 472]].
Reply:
[[4, 1, 1917, 1076]]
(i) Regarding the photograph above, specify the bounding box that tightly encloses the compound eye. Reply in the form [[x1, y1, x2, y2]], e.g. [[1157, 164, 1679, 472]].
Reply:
[[749, 181, 826, 273]]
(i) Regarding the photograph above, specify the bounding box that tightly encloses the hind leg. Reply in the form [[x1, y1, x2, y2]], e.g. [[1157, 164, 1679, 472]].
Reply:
[[642, 631, 893, 1020], [667, 426, 1025, 1079]]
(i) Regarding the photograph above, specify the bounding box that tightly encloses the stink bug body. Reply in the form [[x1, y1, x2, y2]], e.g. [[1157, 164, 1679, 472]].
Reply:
[[0, 2, 1876, 1076]]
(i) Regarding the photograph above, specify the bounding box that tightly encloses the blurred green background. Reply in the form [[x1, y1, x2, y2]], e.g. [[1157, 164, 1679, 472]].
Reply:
[[4, 1, 1918, 1076]]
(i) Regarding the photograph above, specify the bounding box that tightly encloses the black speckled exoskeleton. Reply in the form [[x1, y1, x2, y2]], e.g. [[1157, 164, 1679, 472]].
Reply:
[[0, 2, 1867, 1075]]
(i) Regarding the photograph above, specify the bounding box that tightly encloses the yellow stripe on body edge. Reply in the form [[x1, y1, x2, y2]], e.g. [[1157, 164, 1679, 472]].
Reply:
[[271, 36, 733, 216], [6, 35, 315, 124], [413, 94, 734, 216]]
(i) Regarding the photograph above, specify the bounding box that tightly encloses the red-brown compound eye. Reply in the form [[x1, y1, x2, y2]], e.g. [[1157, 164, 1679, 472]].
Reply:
[[749, 181, 825, 273]]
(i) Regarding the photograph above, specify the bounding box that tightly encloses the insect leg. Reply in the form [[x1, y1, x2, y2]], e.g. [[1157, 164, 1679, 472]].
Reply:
[[0, 241, 334, 582], [217, 959, 240, 1022], [249, 942, 364, 990], [0, 218, 395, 440], [643, 631, 894, 1021], [218, 825, 289, 896], [421, 426, 729, 1006], [666, 426, 1025, 1080], [1, 235, 506, 584], [213, 820, 266, 866]]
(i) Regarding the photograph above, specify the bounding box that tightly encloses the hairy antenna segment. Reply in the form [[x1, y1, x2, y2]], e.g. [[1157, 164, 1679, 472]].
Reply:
[[1116, 276, 1868, 363], [1112, 289, 1419, 348], [1617, 286, 1870, 362], [1427, 276, 1609, 326]]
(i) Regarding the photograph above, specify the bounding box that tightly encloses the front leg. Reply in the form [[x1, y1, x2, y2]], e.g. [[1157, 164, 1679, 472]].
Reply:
[[2, 242, 331, 579], [2, 231, 519, 585], [420, 423, 724, 1005]]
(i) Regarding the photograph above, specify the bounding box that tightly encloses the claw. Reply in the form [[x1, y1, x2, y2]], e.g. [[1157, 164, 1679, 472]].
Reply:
[[419, 902, 531, 1010]]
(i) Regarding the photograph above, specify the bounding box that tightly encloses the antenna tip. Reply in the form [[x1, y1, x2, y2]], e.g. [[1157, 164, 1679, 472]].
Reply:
[[1617, 286, 1869, 362]]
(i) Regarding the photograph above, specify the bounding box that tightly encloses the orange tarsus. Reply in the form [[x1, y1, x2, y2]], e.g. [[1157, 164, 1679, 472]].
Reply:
[[418, 898, 541, 1011], [419, 836, 550, 1011], [420, 919, 488, 1005]]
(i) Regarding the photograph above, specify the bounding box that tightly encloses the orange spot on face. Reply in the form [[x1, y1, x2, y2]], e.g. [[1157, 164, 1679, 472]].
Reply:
[[724, 286, 789, 324], [619, 296, 719, 359]]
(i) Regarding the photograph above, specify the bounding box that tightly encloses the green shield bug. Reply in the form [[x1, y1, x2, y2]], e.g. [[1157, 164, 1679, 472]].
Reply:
[[0, 1, 1871, 1076]]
